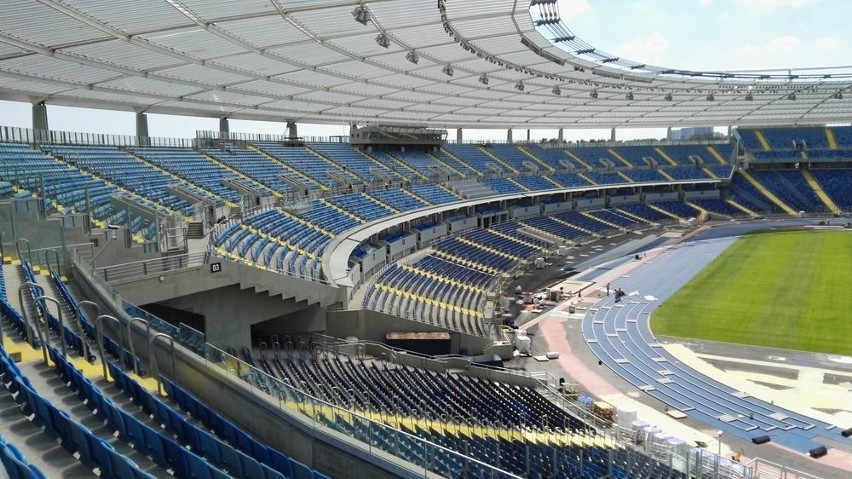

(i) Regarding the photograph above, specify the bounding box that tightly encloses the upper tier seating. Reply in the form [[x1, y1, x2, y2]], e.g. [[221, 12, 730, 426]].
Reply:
[[406, 184, 460, 205], [129, 147, 250, 203], [254, 142, 361, 187], [747, 170, 823, 212], [430, 150, 479, 177], [488, 144, 544, 173], [42, 145, 198, 214], [204, 146, 318, 193], [368, 187, 428, 212], [325, 193, 396, 221], [311, 143, 402, 183], [444, 144, 507, 174], [810, 168, 852, 211], [519, 145, 579, 171]]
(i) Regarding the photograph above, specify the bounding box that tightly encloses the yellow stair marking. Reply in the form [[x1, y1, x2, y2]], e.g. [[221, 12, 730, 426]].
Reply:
[[457, 237, 520, 261], [702, 167, 718, 179], [653, 147, 679, 166], [543, 176, 563, 188], [426, 152, 464, 178], [319, 199, 363, 222], [657, 169, 675, 181], [246, 144, 327, 192], [616, 171, 634, 183], [647, 203, 681, 220], [615, 208, 650, 223], [578, 172, 595, 185], [365, 194, 399, 214], [754, 130, 772, 151], [517, 145, 556, 173], [581, 211, 624, 231], [3, 338, 45, 362], [706, 146, 728, 165], [479, 147, 519, 174], [489, 228, 541, 250], [826, 128, 838, 150], [551, 216, 597, 237], [801, 169, 842, 214], [357, 150, 419, 181], [563, 149, 592, 170], [739, 170, 797, 215], [800, 150, 809, 161], [440, 149, 480, 177], [685, 202, 709, 221], [726, 199, 757, 217], [606, 148, 633, 168], [507, 178, 529, 191]]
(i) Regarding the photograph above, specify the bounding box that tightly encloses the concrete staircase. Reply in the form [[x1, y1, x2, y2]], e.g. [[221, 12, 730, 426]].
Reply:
[[738, 170, 796, 215], [801, 169, 842, 215]]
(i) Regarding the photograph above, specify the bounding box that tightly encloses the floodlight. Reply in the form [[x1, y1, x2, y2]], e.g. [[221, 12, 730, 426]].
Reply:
[[833, 90, 843, 99], [552, 86, 561, 95], [478, 74, 489, 85], [515, 81, 525, 91], [787, 92, 796, 100], [744, 92, 753, 101], [352, 5, 370, 25], [706, 93, 715, 101], [375, 33, 390, 48], [406, 51, 419, 64], [625, 92, 634, 101], [442, 64, 454, 76], [664, 93, 673, 101], [589, 90, 598, 99]]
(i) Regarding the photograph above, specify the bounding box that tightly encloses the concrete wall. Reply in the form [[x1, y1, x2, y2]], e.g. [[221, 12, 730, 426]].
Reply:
[[575, 197, 606, 210], [386, 232, 416, 259], [608, 194, 640, 206], [542, 201, 572, 214], [509, 204, 539, 219], [645, 191, 680, 202], [326, 309, 490, 355], [416, 223, 447, 246], [447, 216, 475, 234], [684, 190, 721, 200]]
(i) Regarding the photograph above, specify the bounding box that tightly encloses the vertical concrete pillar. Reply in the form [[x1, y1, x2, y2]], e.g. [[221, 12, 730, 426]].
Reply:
[[558, 128, 564, 143], [219, 117, 230, 139], [32, 101, 49, 142], [610, 128, 616, 141], [666, 127, 672, 141], [135, 111, 149, 142], [287, 121, 297, 138], [456, 128, 463, 143], [727, 125, 732, 138], [526, 129, 531, 142], [507, 129, 513, 143]]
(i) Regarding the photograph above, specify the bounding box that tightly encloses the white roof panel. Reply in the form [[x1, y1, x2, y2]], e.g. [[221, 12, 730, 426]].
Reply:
[[0, 0, 847, 128]]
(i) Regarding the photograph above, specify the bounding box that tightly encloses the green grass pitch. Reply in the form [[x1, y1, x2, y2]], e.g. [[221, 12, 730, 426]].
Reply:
[[651, 230, 852, 356]]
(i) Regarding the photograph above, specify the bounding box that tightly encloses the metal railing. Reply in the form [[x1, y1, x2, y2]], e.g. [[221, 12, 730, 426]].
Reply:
[[93, 251, 208, 283]]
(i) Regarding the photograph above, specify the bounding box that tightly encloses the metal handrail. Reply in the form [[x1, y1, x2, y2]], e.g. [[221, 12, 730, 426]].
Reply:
[[95, 314, 122, 380], [35, 295, 65, 359], [16, 282, 44, 349], [14, 238, 31, 263], [149, 333, 175, 396], [128, 317, 151, 376]]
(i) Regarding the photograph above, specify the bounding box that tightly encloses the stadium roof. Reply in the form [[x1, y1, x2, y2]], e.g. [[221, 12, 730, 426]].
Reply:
[[1, 0, 850, 130]]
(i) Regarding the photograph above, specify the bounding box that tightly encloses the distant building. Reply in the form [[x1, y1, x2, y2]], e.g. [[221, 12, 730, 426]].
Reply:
[[672, 126, 713, 140]]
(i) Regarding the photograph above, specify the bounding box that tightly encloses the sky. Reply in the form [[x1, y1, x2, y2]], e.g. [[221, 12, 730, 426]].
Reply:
[[1, 0, 849, 143]]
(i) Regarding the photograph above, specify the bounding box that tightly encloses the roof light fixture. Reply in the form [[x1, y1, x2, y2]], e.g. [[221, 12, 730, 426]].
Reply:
[[406, 51, 419, 64], [625, 92, 634, 101], [375, 33, 390, 48], [478, 74, 489, 85], [745, 92, 754, 101], [515, 81, 525, 92], [706, 93, 715, 101], [352, 5, 370, 25], [664, 93, 673, 101], [589, 90, 598, 99], [442, 64, 454, 76], [787, 92, 797, 100], [552, 86, 561, 95]]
